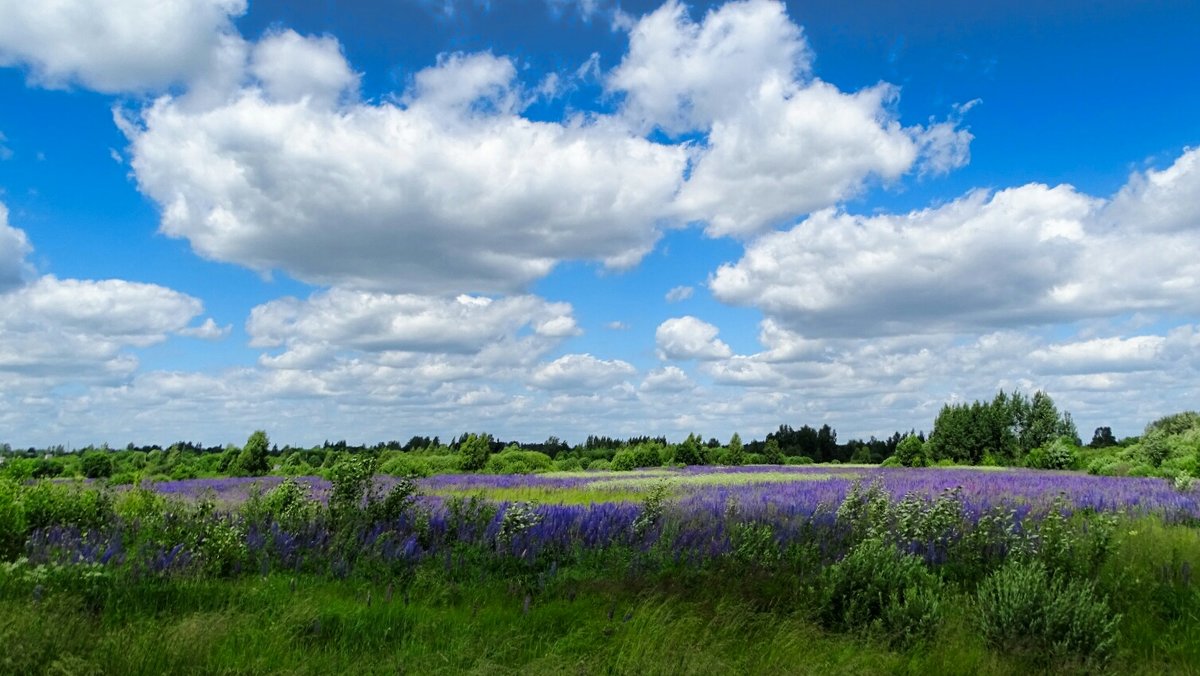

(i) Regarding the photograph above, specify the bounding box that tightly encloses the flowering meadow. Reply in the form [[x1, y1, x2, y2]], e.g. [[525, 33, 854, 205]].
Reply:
[[3, 463, 1200, 673]]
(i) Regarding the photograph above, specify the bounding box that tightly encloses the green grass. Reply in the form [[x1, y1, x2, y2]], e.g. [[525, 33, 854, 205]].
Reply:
[[0, 570, 1057, 675]]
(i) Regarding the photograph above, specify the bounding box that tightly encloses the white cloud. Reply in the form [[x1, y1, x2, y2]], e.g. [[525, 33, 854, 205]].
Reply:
[[0, 204, 33, 291], [1030, 335, 1166, 374], [1104, 146, 1200, 233], [609, 0, 810, 135], [249, 30, 359, 108], [0, 131, 11, 160], [123, 42, 687, 295], [711, 146, 1200, 337], [710, 184, 1099, 335], [655, 315, 733, 360], [0, 276, 202, 385], [664, 285, 694, 302], [610, 0, 971, 236], [179, 317, 231, 340], [605, 320, 629, 330], [529, 353, 637, 390], [248, 289, 579, 356], [640, 365, 693, 392], [0, 0, 246, 92]]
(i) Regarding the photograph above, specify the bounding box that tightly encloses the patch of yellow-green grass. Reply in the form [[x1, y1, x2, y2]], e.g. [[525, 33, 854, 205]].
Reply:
[[587, 471, 854, 492], [432, 485, 646, 505]]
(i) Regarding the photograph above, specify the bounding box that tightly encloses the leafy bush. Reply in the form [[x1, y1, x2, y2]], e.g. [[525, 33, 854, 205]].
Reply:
[[0, 479, 25, 559], [1024, 437, 1078, 470], [379, 454, 432, 477], [819, 537, 942, 646], [976, 558, 1119, 664], [586, 459, 611, 471], [81, 452, 114, 479], [784, 455, 814, 465], [484, 450, 553, 474], [609, 450, 637, 471], [894, 436, 927, 467]]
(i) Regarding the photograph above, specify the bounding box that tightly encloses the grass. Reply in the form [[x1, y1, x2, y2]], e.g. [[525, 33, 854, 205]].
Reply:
[[0, 568, 1060, 675]]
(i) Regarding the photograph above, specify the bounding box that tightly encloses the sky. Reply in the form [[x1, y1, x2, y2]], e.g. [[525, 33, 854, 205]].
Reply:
[[0, 0, 1198, 448]]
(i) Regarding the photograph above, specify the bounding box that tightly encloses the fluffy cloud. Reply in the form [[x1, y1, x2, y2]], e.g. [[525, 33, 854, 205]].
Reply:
[[711, 184, 1097, 335], [249, 30, 359, 108], [0, 276, 203, 385], [529, 353, 637, 390], [0, 203, 207, 389], [711, 146, 1200, 337], [123, 44, 687, 295], [0, 204, 32, 291], [247, 290, 579, 356], [640, 365, 693, 392], [655, 315, 733, 360], [610, 0, 971, 236], [0, 0, 246, 92], [609, 0, 810, 135]]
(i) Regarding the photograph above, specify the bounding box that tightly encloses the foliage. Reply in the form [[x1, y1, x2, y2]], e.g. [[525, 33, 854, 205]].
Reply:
[[235, 430, 271, 477], [819, 536, 942, 646], [975, 558, 1119, 664], [457, 433, 493, 472], [81, 452, 114, 479], [893, 435, 927, 467], [483, 450, 553, 474], [725, 433, 746, 466]]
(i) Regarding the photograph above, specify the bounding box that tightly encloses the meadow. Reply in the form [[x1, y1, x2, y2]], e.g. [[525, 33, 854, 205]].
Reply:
[[3, 463, 1200, 674]]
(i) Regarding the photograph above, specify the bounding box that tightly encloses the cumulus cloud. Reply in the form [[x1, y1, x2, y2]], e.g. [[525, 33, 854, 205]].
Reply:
[[0, 0, 246, 92], [530, 353, 637, 390], [640, 365, 693, 392], [247, 290, 579, 357], [179, 317, 231, 340], [610, 0, 972, 236], [0, 204, 33, 291], [0, 276, 202, 385], [123, 41, 687, 295], [249, 30, 359, 108], [711, 146, 1200, 337], [655, 315, 733, 360]]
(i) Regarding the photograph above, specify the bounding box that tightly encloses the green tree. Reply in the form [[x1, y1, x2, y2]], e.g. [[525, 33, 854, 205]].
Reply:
[[726, 432, 746, 466], [235, 430, 271, 477], [81, 451, 114, 479], [894, 435, 927, 467], [673, 433, 705, 466], [458, 433, 493, 471], [763, 438, 783, 465]]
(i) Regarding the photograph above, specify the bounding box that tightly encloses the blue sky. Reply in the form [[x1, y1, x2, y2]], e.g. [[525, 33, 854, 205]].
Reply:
[[0, 0, 1198, 447]]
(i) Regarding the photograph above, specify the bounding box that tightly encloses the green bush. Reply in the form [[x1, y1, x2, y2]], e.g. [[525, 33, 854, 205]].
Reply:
[[0, 479, 26, 559], [484, 450, 553, 474], [818, 537, 943, 646], [610, 450, 637, 471], [976, 558, 1119, 664], [586, 459, 611, 471], [894, 436, 928, 467], [81, 452, 114, 479], [784, 455, 814, 465], [379, 454, 433, 477]]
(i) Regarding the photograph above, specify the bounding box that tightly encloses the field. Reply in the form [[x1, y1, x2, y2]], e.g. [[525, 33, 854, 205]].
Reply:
[[3, 464, 1200, 674]]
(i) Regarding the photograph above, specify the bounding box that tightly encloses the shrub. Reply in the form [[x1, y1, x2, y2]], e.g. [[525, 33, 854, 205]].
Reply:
[[880, 455, 902, 467], [81, 452, 114, 479], [484, 450, 553, 474], [379, 454, 432, 477], [976, 558, 1119, 665], [0, 479, 25, 559], [610, 450, 637, 471], [819, 537, 943, 646], [586, 459, 611, 471], [784, 455, 814, 465], [894, 436, 927, 468], [552, 456, 583, 472], [1025, 437, 1078, 471], [458, 433, 493, 471]]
